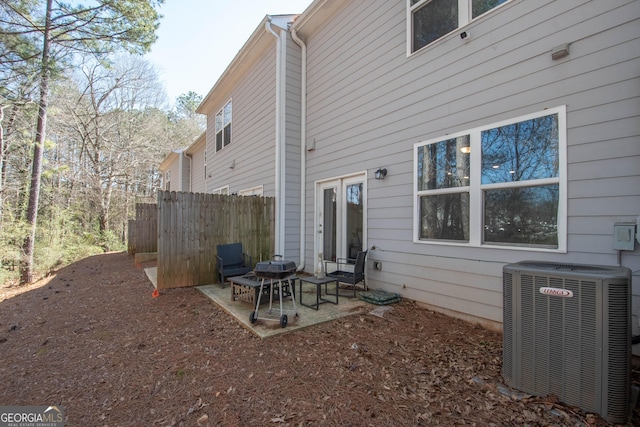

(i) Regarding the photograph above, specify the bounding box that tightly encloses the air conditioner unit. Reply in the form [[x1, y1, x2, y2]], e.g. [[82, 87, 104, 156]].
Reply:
[[502, 261, 631, 423]]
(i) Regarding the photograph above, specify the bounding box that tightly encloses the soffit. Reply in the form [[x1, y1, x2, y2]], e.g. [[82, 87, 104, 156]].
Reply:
[[185, 131, 206, 155], [292, 0, 347, 38], [159, 149, 183, 171]]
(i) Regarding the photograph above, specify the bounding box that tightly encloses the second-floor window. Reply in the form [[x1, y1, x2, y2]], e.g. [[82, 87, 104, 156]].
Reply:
[[215, 100, 232, 151], [409, 0, 509, 53]]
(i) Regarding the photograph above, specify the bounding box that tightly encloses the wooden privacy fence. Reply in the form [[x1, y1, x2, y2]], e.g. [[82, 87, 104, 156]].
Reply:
[[157, 191, 275, 289], [127, 203, 158, 255]]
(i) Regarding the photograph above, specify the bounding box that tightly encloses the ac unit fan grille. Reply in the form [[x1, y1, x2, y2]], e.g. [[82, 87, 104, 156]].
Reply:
[[502, 262, 630, 424]]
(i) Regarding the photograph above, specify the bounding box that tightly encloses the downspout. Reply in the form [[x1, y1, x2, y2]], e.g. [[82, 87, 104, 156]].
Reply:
[[290, 25, 307, 272], [266, 17, 286, 256], [184, 152, 192, 192], [177, 150, 184, 191]]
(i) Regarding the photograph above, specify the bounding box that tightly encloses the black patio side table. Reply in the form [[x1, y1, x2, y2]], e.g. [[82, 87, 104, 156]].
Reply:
[[299, 276, 339, 310]]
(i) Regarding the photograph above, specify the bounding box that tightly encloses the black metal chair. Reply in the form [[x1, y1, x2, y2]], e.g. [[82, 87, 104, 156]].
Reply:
[[216, 243, 252, 284], [325, 250, 367, 297]]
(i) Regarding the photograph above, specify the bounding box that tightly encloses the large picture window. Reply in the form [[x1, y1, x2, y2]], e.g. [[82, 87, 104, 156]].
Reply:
[[408, 0, 510, 53], [215, 100, 232, 151], [414, 106, 566, 251]]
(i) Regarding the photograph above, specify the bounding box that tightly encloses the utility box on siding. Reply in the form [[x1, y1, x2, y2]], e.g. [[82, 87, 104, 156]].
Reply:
[[502, 261, 631, 424]]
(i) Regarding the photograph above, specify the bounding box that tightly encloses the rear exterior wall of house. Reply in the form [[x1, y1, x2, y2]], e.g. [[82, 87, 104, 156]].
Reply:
[[299, 0, 640, 340]]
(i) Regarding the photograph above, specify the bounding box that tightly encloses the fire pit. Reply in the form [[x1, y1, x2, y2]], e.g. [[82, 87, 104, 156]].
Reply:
[[249, 259, 298, 327]]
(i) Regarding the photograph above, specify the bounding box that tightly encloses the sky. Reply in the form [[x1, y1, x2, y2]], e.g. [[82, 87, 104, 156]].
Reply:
[[145, 0, 314, 105]]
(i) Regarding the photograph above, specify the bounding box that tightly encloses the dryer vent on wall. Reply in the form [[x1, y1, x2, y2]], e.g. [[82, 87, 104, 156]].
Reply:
[[502, 261, 631, 424]]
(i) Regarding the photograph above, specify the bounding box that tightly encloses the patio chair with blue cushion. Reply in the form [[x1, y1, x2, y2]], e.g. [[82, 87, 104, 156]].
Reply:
[[216, 242, 252, 284], [325, 250, 367, 297]]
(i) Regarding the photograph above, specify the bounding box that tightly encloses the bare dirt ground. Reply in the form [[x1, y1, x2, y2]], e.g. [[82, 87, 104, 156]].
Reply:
[[0, 251, 638, 427]]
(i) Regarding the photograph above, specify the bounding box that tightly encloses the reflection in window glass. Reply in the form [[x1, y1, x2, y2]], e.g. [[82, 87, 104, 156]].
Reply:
[[323, 188, 337, 262], [215, 100, 232, 151], [481, 113, 559, 184], [412, 0, 458, 51], [346, 183, 364, 258], [472, 0, 508, 18], [410, 0, 509, 53], [223, 125, 231, 148], [420, 192, 470, 241], [216, 131, 223, 151], [224, 102, 232, 124], [417, 136, 470, 191], [484, 185, 559, 246], [414, 106, 564, 249]]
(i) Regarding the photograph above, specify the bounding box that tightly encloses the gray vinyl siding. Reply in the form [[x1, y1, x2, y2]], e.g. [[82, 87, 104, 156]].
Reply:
[[201, 30, 302, 262], [166, 161, 179, 191], [189, 139, 206, 193], [180, 155, 190, 192], [205, 43, 277, 195], [302, 0, 640, 328], [166, 158, 186, 192], [284, 34, 302, 262]]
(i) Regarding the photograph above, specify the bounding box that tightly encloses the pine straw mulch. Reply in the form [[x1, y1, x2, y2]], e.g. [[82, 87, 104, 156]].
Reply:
[[0, 251, 638, 427]]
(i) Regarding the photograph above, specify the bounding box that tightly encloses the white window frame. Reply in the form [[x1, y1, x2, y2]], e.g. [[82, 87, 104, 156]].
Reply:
[[212, 185, 230, 195], [413, 106, 567, 252], [215, 99, 232, 152], [407, 0, 512, 56], [238, 185, 264, 196]]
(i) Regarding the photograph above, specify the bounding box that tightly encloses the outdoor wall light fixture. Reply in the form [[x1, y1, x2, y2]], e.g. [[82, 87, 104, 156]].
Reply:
[[375, 168, 387, 180], [230, 159, 236, 169]]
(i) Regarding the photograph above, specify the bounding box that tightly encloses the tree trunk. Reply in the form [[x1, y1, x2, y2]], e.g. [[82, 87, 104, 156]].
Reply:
[[0, 104, 16, 226], [0, 105, 6, 227], [122, 181, 130, 243], [98, 176, 113, 234], [20, 0, 53, 285]]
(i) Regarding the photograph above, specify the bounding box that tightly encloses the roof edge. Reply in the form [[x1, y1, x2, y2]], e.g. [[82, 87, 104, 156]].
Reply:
[[159, 149, 184, 171], [185, 131, 206, 155], [196, 14, 296, 115], [292, 0, 346, 37]]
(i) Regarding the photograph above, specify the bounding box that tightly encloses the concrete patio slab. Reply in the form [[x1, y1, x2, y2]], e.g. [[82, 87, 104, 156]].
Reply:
[[141, 266, 371, 338], [197, 281, 370, 339]]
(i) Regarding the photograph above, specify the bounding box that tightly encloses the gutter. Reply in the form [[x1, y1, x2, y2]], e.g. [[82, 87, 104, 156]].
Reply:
[[266, 17, 287, 257], [290, 25, 307, 272]]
